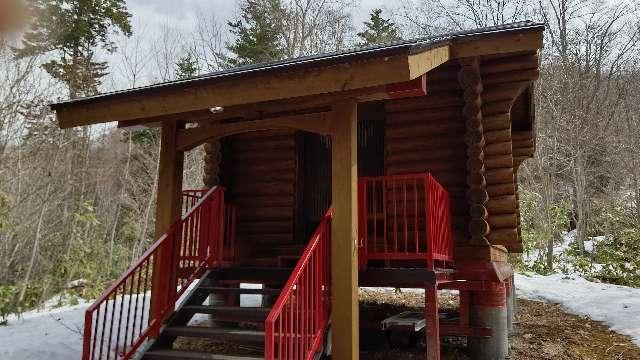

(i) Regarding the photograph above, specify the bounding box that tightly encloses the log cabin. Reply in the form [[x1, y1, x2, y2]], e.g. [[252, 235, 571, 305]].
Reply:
[[51, 21, 544, 360]]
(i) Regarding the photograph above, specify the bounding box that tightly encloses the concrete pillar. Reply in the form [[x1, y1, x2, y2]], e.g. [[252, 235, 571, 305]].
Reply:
[[468, 282, 508, 360], [506, 277, 515, 334]]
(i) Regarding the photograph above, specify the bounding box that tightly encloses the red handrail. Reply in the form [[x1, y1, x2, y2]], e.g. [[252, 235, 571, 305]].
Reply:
[[82, 187, 233, 360], [358, 173, 454, 270], [264, 209, 332, 360]]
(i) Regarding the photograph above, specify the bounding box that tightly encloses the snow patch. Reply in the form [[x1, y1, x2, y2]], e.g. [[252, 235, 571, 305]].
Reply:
[[516, 272, 640, 345]]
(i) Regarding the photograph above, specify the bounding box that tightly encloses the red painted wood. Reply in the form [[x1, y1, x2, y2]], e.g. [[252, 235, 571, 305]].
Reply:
[[264, 209, 332, 360], [81, 188, 235, 360], [357, 173, 454, 270]]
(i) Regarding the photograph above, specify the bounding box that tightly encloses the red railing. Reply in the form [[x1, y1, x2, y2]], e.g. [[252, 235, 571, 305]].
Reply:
[[358, 173, 454, 270], [182, 189, 207, 215], [264, 209, 332, 360], [82, 187, 234, 360]]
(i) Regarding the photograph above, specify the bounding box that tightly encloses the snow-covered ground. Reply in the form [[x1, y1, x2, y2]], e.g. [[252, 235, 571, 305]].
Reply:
[[516, 272, 640, 346], [0, 276, 638, 359]]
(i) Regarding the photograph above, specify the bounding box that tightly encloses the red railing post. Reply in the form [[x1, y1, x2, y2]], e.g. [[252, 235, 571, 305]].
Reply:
[[264, 209, 332, 360], [357, 173, 454, 269], [81, 187, 234, 360]]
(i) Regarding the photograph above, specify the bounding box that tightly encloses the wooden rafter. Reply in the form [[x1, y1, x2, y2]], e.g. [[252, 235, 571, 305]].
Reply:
[[176, 111, 333, 151]]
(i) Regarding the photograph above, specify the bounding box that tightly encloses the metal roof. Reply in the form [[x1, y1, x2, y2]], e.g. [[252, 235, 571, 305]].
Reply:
[[51, 21, 544, 108]]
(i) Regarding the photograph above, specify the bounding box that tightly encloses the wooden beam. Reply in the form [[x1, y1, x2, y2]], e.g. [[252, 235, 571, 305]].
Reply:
[[176, 111, 332, 151], [115, 78, 428, 130], [450, 30, 543, 59], [408, 45, 450, 79], [54, 52, 418, 128], [331, 99, 359, 360], [150, 121, 184, 324]]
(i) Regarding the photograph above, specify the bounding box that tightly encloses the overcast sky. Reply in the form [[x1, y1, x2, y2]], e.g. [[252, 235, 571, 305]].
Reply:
[[125, 0, 403, 33]]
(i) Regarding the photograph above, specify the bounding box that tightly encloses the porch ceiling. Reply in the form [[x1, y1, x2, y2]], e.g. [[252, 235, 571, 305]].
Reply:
[[51, 21, 544, 130]]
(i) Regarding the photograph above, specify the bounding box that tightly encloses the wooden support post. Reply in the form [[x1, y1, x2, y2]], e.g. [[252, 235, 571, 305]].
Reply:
[[425, 283, 441, 360], [331, 99, 359, 360], [150, 121, 185, 327]]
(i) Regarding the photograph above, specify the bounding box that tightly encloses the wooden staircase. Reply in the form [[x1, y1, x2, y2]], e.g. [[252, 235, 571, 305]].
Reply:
[[143, 267, 292, 360]]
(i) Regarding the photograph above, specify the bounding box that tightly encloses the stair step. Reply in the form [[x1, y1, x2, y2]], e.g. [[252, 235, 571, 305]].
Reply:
[[164, 326, 264, 343], [212, 267, 292, 283], [182, 305, 271, 322], [198, 286, 282, 295], [144, 349, 262, 360]]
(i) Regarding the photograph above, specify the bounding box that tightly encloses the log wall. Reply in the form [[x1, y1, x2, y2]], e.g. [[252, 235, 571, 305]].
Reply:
[[227, 130, 302, 263], [479, 51, 539, 248], [384, 62, 470, 246]]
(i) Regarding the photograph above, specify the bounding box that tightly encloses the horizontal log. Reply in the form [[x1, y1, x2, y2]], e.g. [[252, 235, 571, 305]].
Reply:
[[466, 172, 487, 188], [486, 183, 516, 197], [511, 130, 534, 141], [426, 68, 460, 82], [485, 141, 512, 156], [234, 129, 295, 140], [233, 150, 294, 162], [233, 172, 296, 184], [483, 114, 511, 131], [481, 54, 539, 75], [484, 154, 513, 169], [237, 206, 293, 221], [385, 91, 463, 112], [232, 137, 295, 151], [385, 134, 465, 153], [482, 82, 530, 103], [386, 161, 466, 175], [483, 69, 539, 86], [233, 159, 295, 174], [485, 168, 514, 185], [469, 218, 490, 237], [484, 129, 511, 143], [233, 196, 294, 207], [482, 100, 513, 116], [240, 233, 295, 244], [488, 213, 518, 228], [426, 81, 462, 92], [237, 221, 293, 234], [386, 148, 467, 165], [486, 195, 517, 214], [386, 107, 462, 124], [469, 204, 488, 218], [487, 228, 519, 245], [385, 121, 465, 139], [512, 138, 535, 148], [513, 147, 535, 157], [233, 182, 295, 195], [466, 188, 489, 204], [514, 156, 531, 165], [466, 157, 485, 173]]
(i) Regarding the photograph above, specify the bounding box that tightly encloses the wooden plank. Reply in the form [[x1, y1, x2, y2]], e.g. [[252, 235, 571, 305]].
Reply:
[[450, 30, 543, 59], [408, 45, 451, 79], [330, 99, 359, 360], [151, 121, 184, 322], [177, 111, 332, 151], [54, 53, 416, 128]]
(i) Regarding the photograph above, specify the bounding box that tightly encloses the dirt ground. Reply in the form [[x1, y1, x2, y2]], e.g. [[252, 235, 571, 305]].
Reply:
[[359, 290, 640, 360], [175, 290, 640, 359]]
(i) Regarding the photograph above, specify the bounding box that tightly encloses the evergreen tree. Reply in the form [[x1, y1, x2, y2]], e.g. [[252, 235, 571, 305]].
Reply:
[[175, 52, 200, 79], [357, 8, 401, 47], [226, 0, 285, 67], [14, 0, 132, 98]]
